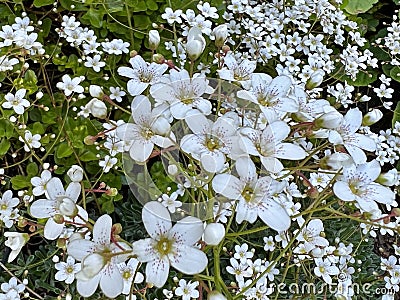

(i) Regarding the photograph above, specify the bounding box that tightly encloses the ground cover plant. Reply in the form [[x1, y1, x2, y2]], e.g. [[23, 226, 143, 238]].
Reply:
[[2, 0, 400, 299]]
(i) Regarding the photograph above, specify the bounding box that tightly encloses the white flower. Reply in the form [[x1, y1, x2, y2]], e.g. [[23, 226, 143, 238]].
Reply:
[[362, 109, 383, 126], [118, 258, 144, 295], [314, 258, 339, 284], [56, 74, 84, 96], [150, 69, 213, 119], [68, 214, 131, 298], [213, 24, 228, 47], [99, 155, 117, 173], [55, 256, 81, 284], [328, 108, 376, 164], [180, 113, 236, 173], [116, 95, 174, 162], [29, 178, 87, 240], [19, 130, 41, 152], [263, 236, 275, 251], [238, 121, 306, 173], [0, 190, 19, 217], [67, 165, 84, 182], [4, 232, 29, 263], [2, 89, 29, 115], [237, 74, 299, 121], [109, 86, 125, 102], [161, 192, 182, 213], [218, 54, 256, 88], [0, 277, 25, 295], [296, 219, 329, 252], [84, 55, 105, 72], [132, 201, 208, 288], [31, 169, 52, 196], [117, 55, 168, 96], [333, 160, 395, 212], [161, 8, 183, 24], [175, 279, 199, 300], [212, 157, 291, 231]]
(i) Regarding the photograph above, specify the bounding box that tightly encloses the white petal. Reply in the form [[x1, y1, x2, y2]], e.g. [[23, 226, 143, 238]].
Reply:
[[358, 160, 380, 182], [268, 75, 292, 97], [131, 95, 151, 120], [200, 151, 225, 173], [142, 201, 171, 239], [116, 123, 140, 142], [131, 238, 158, 262], [333, 181, 355, 202], [264, 121, 290, 142], [76, 274, 101, 297], [169, 216, 204, 245], [344, 108, 362, 133], [117, 66, 136, 79], [275, 143, 307, 160], [260, 157, 283, 173], [367, 183, 395, 204], [30, 199, 55, 218], [100, 264, 124, 298], [345, 144, 366, 164], [235, 156, 256, 180], [212, 174, 242, 200], [129, 140, 154, 162], [169, 244, 207, 274], [47, 178, 65, 200], [258, 200, 291, 231], [44, 218, 64, 240], [127, 81, 148, 96], [93, 214, 112, 245], [66, 182, 81, 202], [354, 134, 376, 152], [184, 111, 211, 133], [145, 257, 170, 288], [68, 239, 95, 260]]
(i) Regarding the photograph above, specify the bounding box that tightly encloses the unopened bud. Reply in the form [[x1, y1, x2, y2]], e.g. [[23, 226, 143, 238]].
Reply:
[[305, 70, 325, 90], [130, 50, 138, 57], [53, 214, 64, 224], [362, 109, 383, 126], [106, 188, 118, 197], [84, 135, 95, 145], [213, 24, 228, 48], [112, 223, 122, 235], [148, 30, 160, 50], [152, 53, 165, 64], [377, 169, 399, 186]]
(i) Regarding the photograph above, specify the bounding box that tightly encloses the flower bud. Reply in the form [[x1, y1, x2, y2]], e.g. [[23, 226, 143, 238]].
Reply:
[[58, 197, 78, 217], [151, 117, 170, 135], [77, 253, 106, 280], [305, 70, 325, 90], [152, 53, 165, 64], [213, 24, 228, 48], [84, 135, 96, 145], [53, 214, 65, 224], [208, 291, 227, 300], [204, 223, 225, 246], [148, 30, 160, 50], [67, 165, 84, 182], [4, 232, 30, 262], [362, 109, 383, 126], [186, 27, 206, 61], [86, 98, 107, 119], [376, 169, 399, 186], [106, 188, 118, 197], [320, 152, 353, 170], [314, 110, 343, 129], [89, 85, 103, 98]]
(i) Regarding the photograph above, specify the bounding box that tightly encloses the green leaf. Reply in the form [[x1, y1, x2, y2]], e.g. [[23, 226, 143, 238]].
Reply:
[[389, 66, 400, 83], [23, 70, 38, 94], [56, 142, 73, 158], [0, 119, 14, 138], [11, 175, 30, 190], [146, 0, 158, 10], [343, 0, 378, 14], [33, 0, 53, 7], [393, 101, 400, 128], [80, 150, 97, 161], [0, 139, 10, 156], [82, 7, 105, 28], [133, 15, 151, 30], [27, 162, 39, 177]]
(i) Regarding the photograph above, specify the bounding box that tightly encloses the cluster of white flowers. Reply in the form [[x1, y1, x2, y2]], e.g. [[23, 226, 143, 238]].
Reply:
[[0, 277, 26, 300]]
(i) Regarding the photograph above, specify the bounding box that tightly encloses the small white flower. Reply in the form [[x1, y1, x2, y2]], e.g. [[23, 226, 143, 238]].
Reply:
[[19, 130, 41, 152], [161, 192, 182, 213], [31, 170, 52, 196], [84, 55, 105, 72], [175, 279, 199, 300], [314, 258, 339, 284], [2, 89, 29, 115], [55, 256, 81, 284], [56, 74, 84, 96], [109, 86, 125, 102], [99, 155, 117, 173], [161, 8, 183, 24], [4, 232, 29, 263], [118, 258, 144, 295]]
